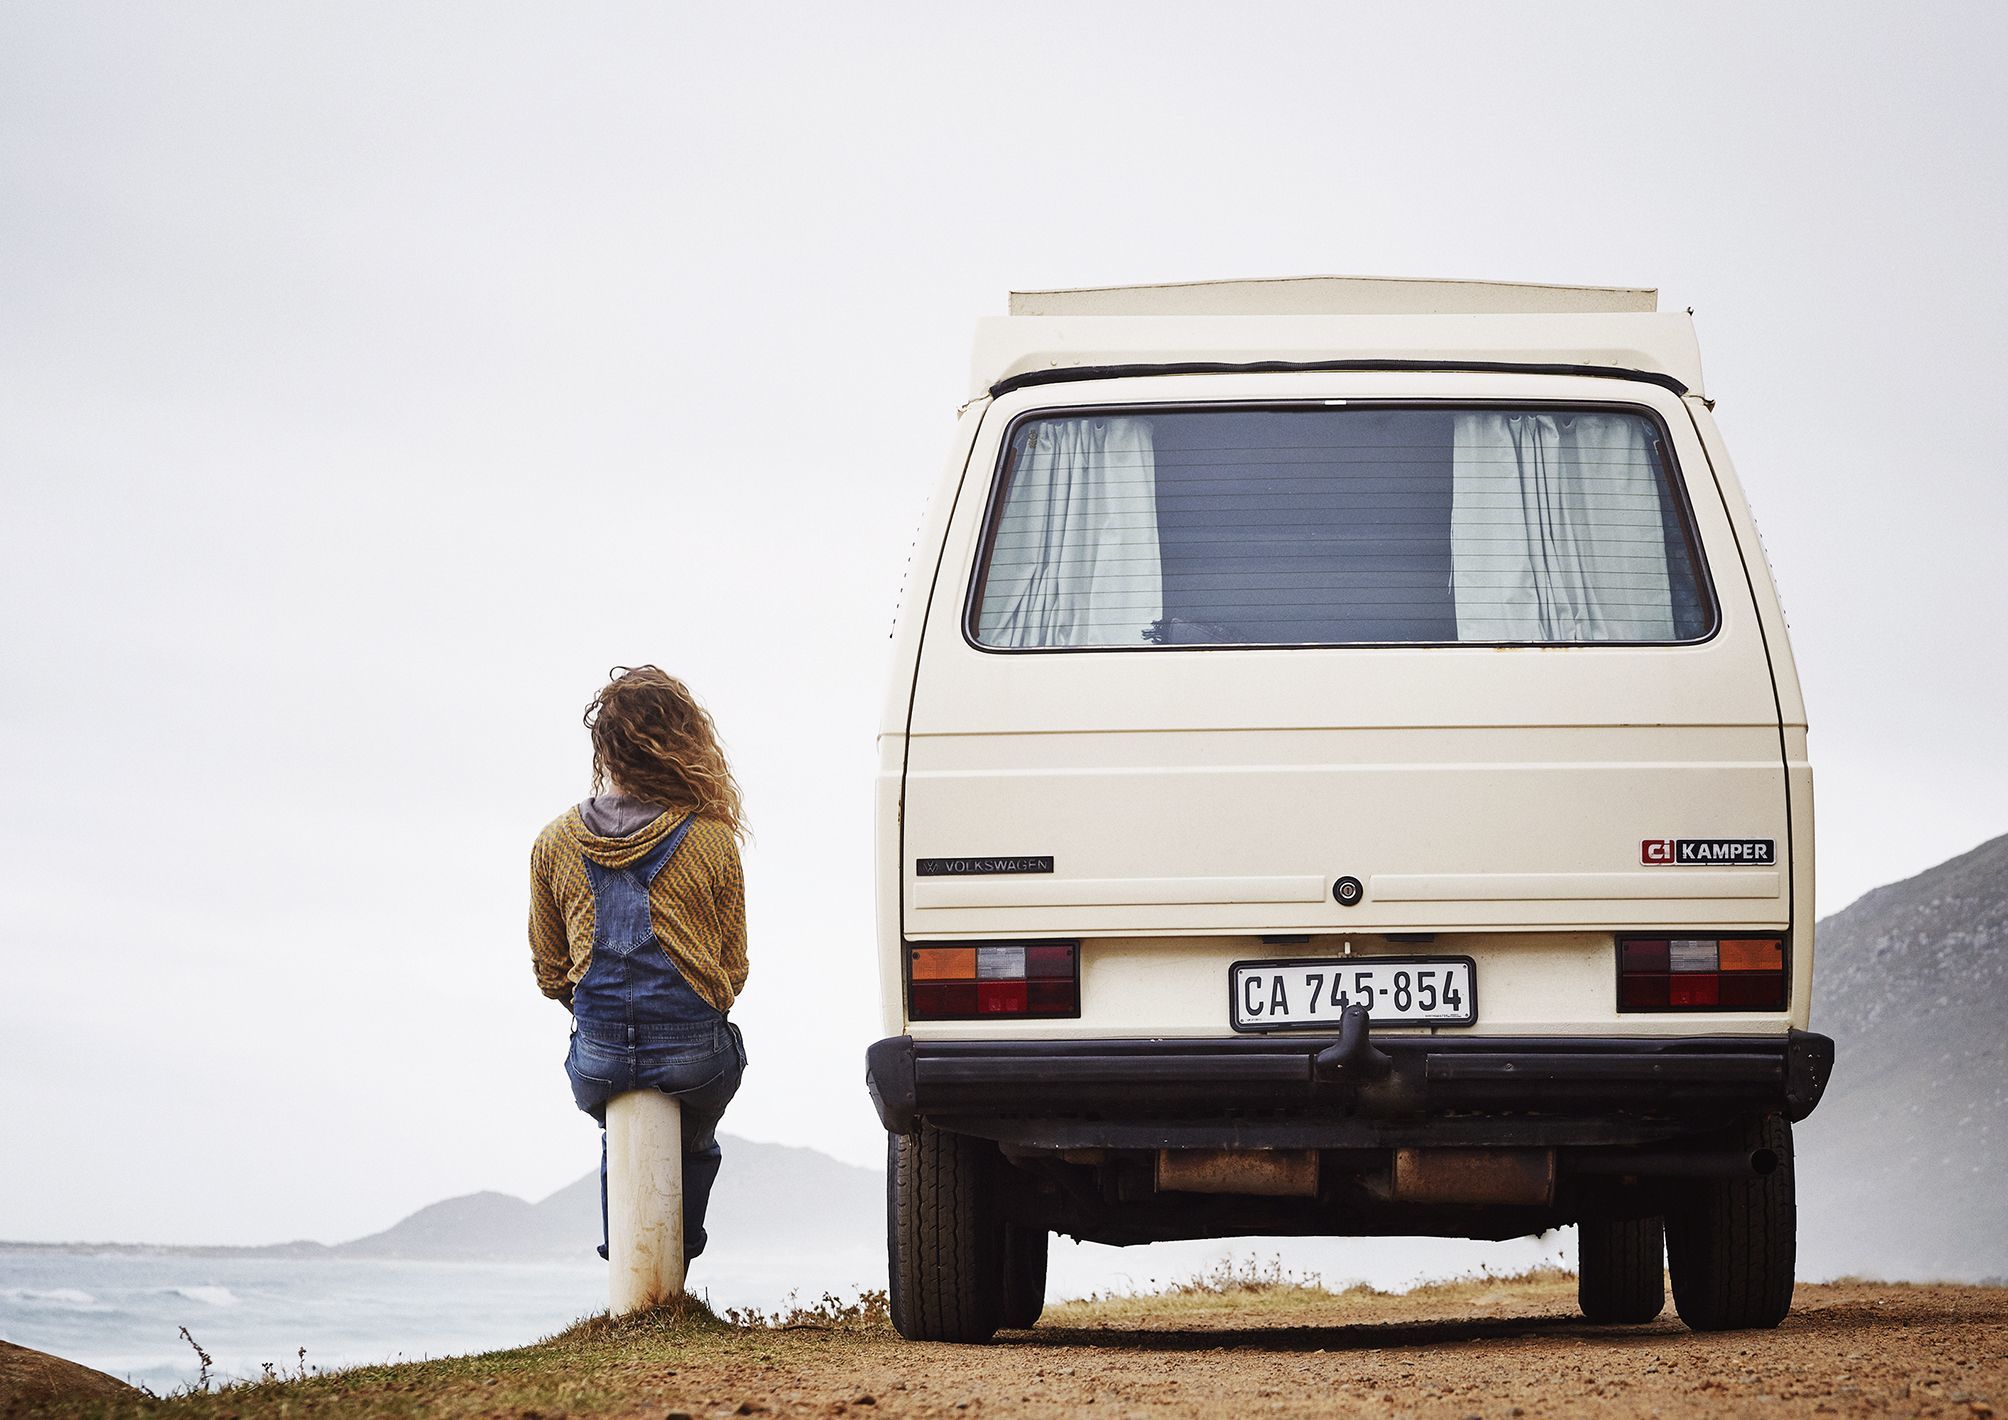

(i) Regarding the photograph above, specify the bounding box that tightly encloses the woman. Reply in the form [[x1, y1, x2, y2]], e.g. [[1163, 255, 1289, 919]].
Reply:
[[528, 665, 749, 1267]]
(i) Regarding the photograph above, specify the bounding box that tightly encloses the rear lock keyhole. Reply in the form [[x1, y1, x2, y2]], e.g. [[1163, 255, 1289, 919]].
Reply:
[[1333, 876, 1363, 907]]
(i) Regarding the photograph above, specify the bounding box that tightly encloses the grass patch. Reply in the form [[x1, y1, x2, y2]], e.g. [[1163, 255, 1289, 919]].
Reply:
[[721, 1288, 891, 1331], [1045, 1255, 1579, 1327], [548, 1287, 731, 1344], [35, 1287, 901, 1420], [1047, 1253, 1365, 1327], [1398, 1261, 1576, 1298], [44, 1295, 726, 1419], [1058, 1252, 1339, 1309], [1168, 1253, 1342, 1296]]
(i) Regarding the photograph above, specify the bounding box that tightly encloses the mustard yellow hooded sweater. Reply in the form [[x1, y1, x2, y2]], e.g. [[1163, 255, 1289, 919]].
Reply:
[[528, 807, 748, 1013]]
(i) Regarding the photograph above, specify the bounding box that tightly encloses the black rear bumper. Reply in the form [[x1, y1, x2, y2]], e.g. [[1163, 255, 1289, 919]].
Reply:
[[865, 1029, 1834, 1151]]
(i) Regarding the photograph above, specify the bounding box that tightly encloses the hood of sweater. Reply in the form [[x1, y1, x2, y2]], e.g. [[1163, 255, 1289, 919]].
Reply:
[[580, 793, 669, 837], [566, 796, 686, 868]]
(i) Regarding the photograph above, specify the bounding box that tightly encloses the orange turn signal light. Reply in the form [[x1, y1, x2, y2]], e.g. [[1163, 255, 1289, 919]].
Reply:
[[909, 947, 977, 981], [1718, 938, 1785, 972]]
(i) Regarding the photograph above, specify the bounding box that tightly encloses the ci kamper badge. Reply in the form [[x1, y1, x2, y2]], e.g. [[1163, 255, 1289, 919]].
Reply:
[[1641, 838, 1776, 866]]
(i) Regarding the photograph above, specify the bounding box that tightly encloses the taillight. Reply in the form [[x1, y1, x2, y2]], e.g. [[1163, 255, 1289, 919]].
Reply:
[[908, 941, 1079, 1020], [1617, 936, 1786, 1011]]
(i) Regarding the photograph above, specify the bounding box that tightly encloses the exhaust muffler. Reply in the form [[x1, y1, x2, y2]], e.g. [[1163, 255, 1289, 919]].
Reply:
[[1390, 1147, 1555, 1207], [1156, 1148, 1320, 1197]]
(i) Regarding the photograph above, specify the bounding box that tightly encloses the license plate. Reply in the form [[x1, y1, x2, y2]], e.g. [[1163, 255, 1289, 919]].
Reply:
[[1230, 956, 1477, 1031]]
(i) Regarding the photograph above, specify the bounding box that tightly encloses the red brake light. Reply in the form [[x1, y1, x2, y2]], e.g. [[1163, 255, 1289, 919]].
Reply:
[[1668, 973, 1721, 1008], [976, 980, 1028, 1014]]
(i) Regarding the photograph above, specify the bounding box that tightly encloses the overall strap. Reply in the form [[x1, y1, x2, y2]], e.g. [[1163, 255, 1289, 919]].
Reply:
[[631, 812, 699, 886]]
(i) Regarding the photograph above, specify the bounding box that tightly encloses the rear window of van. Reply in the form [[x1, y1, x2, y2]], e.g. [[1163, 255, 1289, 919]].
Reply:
[[969, 405, 1713, 649]]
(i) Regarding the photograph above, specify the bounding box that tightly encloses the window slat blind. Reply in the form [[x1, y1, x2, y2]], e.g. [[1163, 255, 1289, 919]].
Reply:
[[972, 406, 1711, 648]]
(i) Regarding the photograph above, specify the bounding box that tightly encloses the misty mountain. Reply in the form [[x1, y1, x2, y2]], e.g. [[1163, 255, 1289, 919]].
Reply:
[[333, 1134, 881, 1263], [1796, 831, 2008, 1282]]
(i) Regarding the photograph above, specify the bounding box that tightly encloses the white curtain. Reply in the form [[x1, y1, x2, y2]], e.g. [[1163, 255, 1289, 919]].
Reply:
[[1450, 412, 1674, 642], [977, 416, 1163, 647]]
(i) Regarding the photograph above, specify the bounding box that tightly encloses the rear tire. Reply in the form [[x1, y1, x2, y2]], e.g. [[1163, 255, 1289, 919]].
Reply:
[[887, 1126, 1002, 1343], [1666, 1115, 1796, 1332], [999, 1224, 1049, 1329], [1577, 1214, 1666, 1323]]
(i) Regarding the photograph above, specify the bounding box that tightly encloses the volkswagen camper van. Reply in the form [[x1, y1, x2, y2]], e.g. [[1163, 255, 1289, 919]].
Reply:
[[866, 277, 1831, 1341]]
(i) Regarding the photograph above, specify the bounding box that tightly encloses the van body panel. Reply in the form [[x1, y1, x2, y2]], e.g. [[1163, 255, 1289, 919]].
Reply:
[[876, 402, 987, 1035], [894, 373, 1792, 1031], [875, 732, 908, 1038], [1682, 399, 1815, 1020], [1787, 759, 1816, 1024], [901, 933, 1799, 1041], [1683, 404, 1807, 732], [877, 401, 988, 741], [901, 723, 1789, 940]]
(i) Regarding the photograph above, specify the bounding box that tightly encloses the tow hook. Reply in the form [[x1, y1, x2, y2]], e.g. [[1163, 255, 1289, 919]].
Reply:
[[1312, 1003, 1393, 1082]]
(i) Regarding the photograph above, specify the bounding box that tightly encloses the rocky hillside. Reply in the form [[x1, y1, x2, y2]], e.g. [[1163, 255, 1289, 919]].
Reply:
[[1796, 831, 2008, 1282]]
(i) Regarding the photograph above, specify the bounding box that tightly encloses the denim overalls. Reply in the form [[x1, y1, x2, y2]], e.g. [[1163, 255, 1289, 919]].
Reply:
[[564, 814, 746, 1264]]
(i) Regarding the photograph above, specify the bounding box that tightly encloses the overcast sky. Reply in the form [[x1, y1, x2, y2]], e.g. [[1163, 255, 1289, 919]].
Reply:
[[3, 3, 2004, 1247]]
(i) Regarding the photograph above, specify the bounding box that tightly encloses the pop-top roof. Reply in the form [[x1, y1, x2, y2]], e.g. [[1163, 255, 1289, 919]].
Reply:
[[973, 276, 1702, 399], [1009, 276, 1657, 317]]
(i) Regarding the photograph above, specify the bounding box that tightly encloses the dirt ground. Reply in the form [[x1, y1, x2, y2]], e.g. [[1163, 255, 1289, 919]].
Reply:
[[22, 1275, 2006, 1419], [680, 1277, 2006, 1420]]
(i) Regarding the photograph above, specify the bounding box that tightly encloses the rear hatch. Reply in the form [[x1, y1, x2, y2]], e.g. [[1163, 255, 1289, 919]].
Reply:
[[899, 372, 1789, 1023]]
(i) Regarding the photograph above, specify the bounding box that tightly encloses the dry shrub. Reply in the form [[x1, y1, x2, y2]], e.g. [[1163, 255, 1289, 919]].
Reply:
[[723, 1290, 891, 1331]]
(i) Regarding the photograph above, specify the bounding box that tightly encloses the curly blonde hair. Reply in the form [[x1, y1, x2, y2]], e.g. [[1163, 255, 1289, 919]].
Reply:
[[584, 666, 746, 840]]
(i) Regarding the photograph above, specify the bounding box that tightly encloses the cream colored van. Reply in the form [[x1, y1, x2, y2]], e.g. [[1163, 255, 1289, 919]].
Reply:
[[866, 277, 1831, 1341]]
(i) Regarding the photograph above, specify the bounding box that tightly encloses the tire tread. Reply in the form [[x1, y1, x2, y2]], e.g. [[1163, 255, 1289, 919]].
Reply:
[[1666, 1115, 1795, 1332], [1578, 1214, 1666, 1324], [1000, 1224, 1048, 1330], [887, 1127, 1000, 1342]]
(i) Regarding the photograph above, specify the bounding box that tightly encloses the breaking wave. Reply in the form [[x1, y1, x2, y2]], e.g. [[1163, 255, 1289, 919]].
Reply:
[[167, 1284, 239, 1307], [1, 1286, 112, 1312]]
